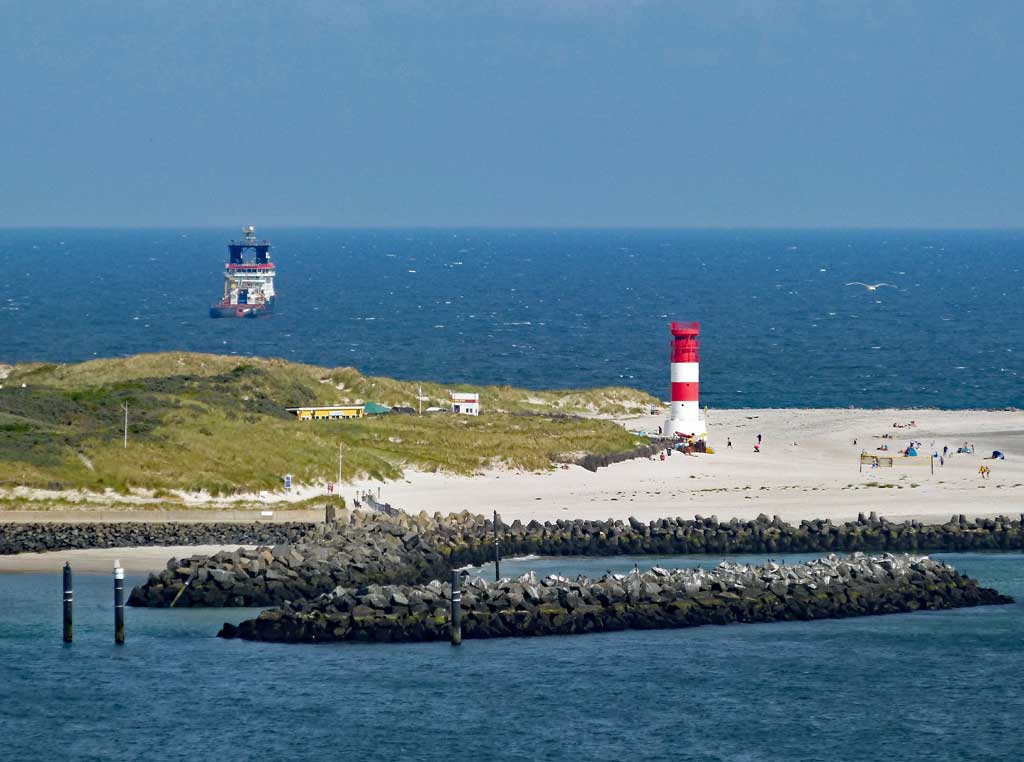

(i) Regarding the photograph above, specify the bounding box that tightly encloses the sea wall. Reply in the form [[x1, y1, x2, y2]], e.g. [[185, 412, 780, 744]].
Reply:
[[0, 522, 315, 555], [217, 553, 1013, 643], [7, 510, 1023, 560], [127, 510, 1024, 608], [443, 511, 1024, 560], [575, 444, 660, 472]]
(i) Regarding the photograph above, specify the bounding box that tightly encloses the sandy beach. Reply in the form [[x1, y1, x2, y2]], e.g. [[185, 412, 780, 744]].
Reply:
[[0, 545, 256, 574], [348, 408, 1024, 526], [2, 408, 1020, 531]]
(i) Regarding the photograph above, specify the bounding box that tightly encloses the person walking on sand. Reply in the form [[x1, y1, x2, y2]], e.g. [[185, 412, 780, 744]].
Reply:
[[757, 433, 762, 445], [727, 437, 733, 449]]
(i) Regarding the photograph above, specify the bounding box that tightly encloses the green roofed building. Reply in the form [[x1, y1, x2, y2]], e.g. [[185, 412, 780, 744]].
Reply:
[[363, 401, 391, 415]]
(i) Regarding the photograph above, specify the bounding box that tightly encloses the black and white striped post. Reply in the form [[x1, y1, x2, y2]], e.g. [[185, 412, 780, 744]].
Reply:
[[493, 510, 501, 582], [450, 570, 462, 647], [114, 560, 125, 645], [62, 562, 73, 644]]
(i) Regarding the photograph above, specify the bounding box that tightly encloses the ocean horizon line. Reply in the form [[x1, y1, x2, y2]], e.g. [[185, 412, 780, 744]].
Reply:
[[2, 225, 1023, 234]]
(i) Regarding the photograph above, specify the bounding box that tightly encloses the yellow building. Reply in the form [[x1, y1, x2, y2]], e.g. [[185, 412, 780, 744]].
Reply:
[[286, 405, 365, 421]]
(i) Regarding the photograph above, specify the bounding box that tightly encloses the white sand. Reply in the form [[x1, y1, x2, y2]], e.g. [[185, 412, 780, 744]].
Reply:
[[1, 408, 1019, 529], [0, 545, 257, 574], [350, 408, 1024, 525], [0, 507, 323, 524]]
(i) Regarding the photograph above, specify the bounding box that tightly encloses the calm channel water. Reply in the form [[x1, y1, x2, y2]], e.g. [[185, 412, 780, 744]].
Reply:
[[1, 551, 1021, 761]]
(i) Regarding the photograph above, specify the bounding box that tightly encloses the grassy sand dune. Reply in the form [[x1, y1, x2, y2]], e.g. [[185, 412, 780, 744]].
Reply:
[[0, 353, 656, 495]]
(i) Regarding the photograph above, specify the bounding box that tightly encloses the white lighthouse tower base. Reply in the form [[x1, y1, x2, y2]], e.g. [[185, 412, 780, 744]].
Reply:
[[664, 410, 707, 440]]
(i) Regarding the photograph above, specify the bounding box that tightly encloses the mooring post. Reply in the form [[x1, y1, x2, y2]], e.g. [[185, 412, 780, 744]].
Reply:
[[114, 560, 125, 645], [493, 510, 501, 582], [450, 570, 462, 646], [62, 562, 73, 644]]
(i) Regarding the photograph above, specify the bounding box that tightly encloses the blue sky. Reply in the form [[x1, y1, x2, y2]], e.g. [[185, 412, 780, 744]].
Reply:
[[1, 1, 1020, 227]]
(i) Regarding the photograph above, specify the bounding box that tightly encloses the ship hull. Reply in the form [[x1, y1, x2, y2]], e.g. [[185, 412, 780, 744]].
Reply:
[[209, 297, 275, 319]]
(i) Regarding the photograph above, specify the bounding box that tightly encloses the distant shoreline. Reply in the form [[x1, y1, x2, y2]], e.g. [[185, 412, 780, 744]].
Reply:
[[2, 356, 1020, 412]]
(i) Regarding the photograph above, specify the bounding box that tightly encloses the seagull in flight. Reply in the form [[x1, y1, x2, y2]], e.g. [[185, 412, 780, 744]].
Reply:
[[846, 282, 896, 291]]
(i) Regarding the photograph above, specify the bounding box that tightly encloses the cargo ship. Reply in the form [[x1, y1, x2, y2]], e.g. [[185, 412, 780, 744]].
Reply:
[[209, 226, 276, 318]]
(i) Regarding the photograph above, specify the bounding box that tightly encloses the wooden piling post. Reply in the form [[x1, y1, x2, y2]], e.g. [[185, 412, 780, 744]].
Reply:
[[450, 570, 462, 646], [62, 562, 73, 644], [493, 510, 501, 582], [114, 560, 125, 645]]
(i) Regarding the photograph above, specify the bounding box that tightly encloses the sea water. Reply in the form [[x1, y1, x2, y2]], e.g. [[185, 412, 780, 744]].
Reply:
[[0, 228, 1021, 408], [1, 552, 1021, 761]]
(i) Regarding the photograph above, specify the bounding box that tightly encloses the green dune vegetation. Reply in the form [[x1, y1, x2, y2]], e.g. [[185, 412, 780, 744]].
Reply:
[[0, 353, 657, 496]]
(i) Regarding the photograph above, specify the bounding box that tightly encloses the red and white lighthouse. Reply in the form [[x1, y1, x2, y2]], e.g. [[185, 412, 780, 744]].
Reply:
[[665, 321, 707, 439]]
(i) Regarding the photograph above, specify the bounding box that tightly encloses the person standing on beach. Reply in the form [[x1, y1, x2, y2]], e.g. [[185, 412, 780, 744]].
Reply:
[[727, 438, 733, 449], [757, 433, 762, 445]]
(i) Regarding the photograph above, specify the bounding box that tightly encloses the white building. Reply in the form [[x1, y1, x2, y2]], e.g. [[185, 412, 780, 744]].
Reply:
[[450, 391, 480, 416]]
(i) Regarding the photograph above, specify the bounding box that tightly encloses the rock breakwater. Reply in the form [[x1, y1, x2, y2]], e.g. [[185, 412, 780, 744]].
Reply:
[[217, 553, 1012, 643], [0, 522, 315, 556], [128, 519, 452, 607], [127, 510, 1024, 608]]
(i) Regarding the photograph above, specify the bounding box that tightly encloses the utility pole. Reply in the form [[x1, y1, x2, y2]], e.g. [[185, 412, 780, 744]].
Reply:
[[122, 402, 129, 449], [418, 384, 423, 416], [337, 441, 344, 486]]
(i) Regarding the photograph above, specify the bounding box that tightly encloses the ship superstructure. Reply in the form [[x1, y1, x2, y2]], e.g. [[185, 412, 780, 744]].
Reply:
[[209, 226, 276, 318]]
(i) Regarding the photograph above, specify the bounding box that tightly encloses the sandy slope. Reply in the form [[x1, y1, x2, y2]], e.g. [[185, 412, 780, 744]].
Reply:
[[0, 545, 256, 573]]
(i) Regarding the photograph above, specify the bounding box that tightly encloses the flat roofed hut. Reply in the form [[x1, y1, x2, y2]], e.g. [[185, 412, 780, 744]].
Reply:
[[286, 405, 365, 421], [450, 391, 480, 416]]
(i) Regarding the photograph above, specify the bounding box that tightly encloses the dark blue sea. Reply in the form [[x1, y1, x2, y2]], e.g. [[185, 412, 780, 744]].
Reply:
[[1, 228, 1021, 408], [1, 552, 1021, 762]]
